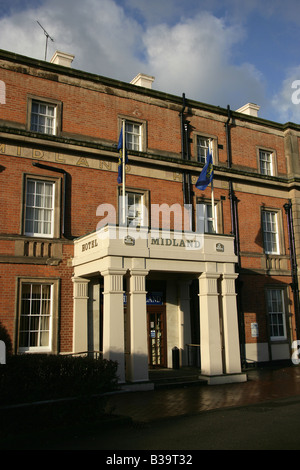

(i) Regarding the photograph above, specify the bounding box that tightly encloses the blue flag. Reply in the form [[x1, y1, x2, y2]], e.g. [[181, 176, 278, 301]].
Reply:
[[195, 148, 213, 190], [117, 127, 128, 184]]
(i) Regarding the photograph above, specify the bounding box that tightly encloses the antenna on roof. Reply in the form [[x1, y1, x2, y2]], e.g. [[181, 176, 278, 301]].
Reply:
[[37, 20, 54, 61]]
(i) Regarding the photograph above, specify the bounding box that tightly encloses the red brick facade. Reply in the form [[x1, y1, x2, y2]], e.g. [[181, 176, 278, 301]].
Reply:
[[1, 48, 300, 368]]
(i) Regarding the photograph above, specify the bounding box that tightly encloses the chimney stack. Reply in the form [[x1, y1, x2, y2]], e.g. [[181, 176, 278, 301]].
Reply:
[[50, 51, 75, 67], [130, 73, 155, 89], [236, 103, 260, 117]]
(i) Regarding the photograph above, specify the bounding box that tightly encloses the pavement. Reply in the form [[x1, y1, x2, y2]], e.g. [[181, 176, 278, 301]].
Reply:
[[104, 363, 300, 423], [4, 363, 300, 451]]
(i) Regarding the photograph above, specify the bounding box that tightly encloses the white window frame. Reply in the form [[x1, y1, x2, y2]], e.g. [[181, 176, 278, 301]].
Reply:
[[126, 191, 144, 227], [19, 283, 53, 353], [30, 100, 57, 135], [196, 202, 217, 233], [262, 210, 279, 254], [266, 289, 287, 341], [196, 136, 210, 163], [24, 178, 55, 238], [125, 121, 142, 151], [259, 150, 273, 176]]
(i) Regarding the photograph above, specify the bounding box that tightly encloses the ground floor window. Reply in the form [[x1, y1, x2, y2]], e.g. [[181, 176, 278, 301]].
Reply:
[[18, 279, 59, 353], [266, 288, 287, 341]]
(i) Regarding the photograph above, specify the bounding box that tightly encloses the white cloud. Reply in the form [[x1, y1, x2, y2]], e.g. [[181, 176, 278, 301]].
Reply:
[[271, 66, 300, 123], [143, 13, 265, 109], [0, 0, 145, 80], [0, 0, 266, 112]]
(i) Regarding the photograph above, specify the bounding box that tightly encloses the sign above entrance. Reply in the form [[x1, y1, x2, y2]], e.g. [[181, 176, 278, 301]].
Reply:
[[123, 291, 163, 305], [146, 292, 163, 305], [73, 226, 238, 269]]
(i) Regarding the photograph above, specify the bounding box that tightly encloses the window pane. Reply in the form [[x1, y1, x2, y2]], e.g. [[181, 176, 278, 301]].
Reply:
[[32, 102, 39, 113], [29, 331, 38, 347], [40, 331, 49, 347], [19, 331, 29, 348]]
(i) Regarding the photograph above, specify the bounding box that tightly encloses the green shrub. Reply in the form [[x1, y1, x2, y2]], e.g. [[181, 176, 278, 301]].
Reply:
[[0, 355, 119, 440], [0, 354, 118, 405]]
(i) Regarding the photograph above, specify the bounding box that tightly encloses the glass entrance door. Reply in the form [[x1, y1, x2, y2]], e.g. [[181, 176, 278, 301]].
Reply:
[[147, 306, 166, 367]]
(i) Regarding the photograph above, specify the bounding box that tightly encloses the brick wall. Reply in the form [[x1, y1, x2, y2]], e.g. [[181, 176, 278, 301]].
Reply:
[[0, 52, 298, 359]]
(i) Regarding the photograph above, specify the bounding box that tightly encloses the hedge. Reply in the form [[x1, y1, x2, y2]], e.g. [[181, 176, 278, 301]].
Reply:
[[0, 353, 119, 405], [0, 354, 119, 442]]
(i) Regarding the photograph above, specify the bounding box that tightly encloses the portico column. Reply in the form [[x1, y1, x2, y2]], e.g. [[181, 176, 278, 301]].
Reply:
[[127, 269, 149, 382], [221, 273, 242, 374], [102, 268, 127, 383], [199, 272, 223, 376], [179, 280, 192, 366], [72, 277, 90, 353]]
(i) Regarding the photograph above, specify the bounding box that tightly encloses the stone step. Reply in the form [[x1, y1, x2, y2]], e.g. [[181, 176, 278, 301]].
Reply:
[[151, 374, 208, 389]]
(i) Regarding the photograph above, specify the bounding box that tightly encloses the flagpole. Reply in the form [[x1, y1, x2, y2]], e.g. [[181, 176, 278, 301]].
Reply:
[[209, 140, 215, 232], [122, 119, 126, 225]]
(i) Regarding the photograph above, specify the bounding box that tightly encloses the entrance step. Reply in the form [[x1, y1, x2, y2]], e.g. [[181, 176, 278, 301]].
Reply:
[[149, 368, 208, 389]]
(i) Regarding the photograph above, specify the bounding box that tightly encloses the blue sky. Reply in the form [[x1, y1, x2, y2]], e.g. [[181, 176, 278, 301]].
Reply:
[[1, 0, 300, 123]]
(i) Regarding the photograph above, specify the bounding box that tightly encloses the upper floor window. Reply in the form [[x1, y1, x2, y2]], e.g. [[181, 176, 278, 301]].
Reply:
[[25, 178, 55, 237], [27, 95, 62, 136], [30, 100, 57, 135], [262, 210, 279, 254], [197, 136, 210, 163], [259, 150, 273, 176], [118, 187, 149, 227], [127, 191, 144, 227], [118, 116, 146, 153], [196, 202, 217, 233], [125, 121, 142, 151]]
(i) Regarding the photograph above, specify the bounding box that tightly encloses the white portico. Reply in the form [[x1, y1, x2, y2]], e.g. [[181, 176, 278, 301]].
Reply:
[[72, 226, 247, 385]]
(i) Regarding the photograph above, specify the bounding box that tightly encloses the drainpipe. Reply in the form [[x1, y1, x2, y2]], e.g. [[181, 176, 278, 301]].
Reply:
[[225, 105, 232, 169], [180, 94, 194, 230], [226, 105, 240, 259], [185, 120, 191, 205], [225, 106, 245, 367], [284, 200, 300, 341], [226, 105, 238, 254], [32, 161, 70, 239], [180, 93, 187, 205]]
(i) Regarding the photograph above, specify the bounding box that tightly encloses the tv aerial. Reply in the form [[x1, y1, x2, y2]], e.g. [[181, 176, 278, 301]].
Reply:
[[37, 20, 54, 61]]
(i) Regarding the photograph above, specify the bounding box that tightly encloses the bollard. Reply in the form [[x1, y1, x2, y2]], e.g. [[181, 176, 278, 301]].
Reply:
[[172, 346, 179, 369]]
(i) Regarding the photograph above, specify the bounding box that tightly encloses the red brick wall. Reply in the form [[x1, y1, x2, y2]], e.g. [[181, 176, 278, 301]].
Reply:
[[0, 60, 296, 359], [0, 245, 73, 353]]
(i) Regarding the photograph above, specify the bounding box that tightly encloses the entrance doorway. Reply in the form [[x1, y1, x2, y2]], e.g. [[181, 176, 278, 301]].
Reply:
[[147, 305, 167, 368]]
